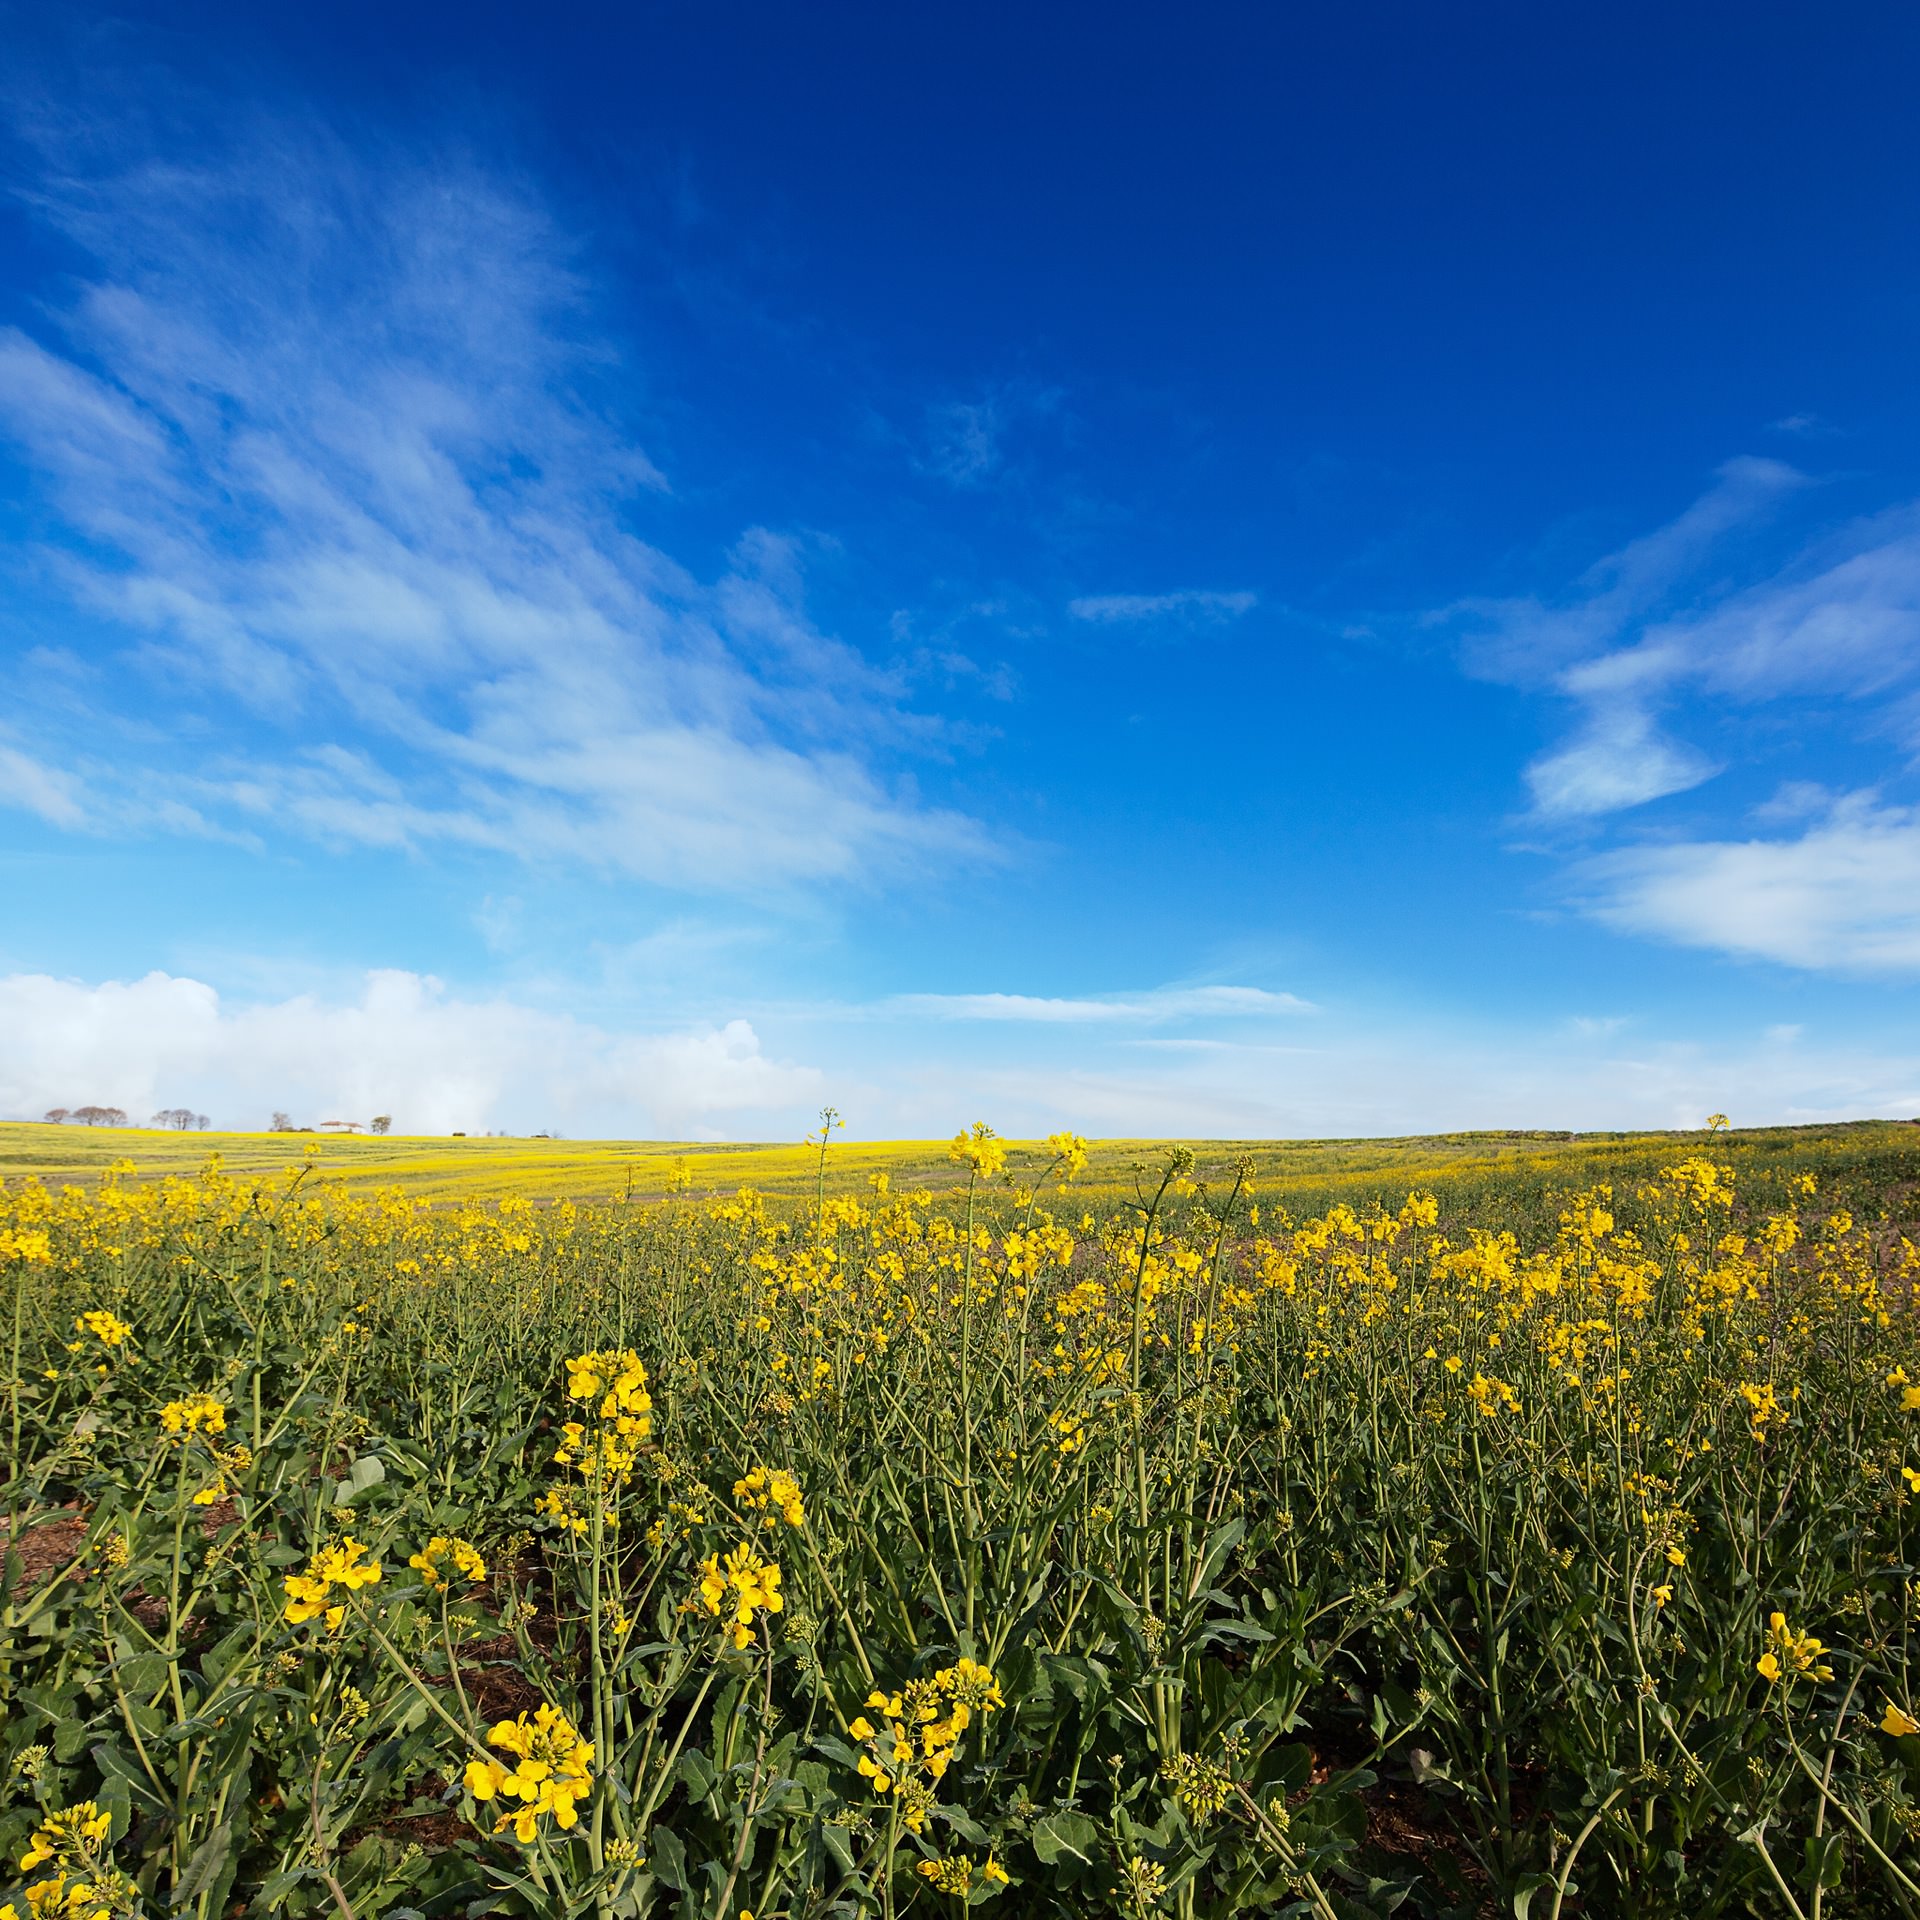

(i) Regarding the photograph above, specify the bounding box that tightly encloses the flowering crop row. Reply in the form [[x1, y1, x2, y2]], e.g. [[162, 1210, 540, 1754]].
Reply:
[[3, 1130, 1920, 1918]]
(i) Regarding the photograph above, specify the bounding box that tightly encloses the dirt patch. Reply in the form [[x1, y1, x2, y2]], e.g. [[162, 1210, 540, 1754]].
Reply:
[[376, 1807, 470, 1851], [2, 1505, 91, 1585], [458, 1653, 543, 1722], [196, 1496, 241, 1534], [1359, 1778, 1490, 1896]]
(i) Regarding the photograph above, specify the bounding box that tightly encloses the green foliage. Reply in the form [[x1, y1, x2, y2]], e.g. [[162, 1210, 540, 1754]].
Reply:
[[1, 1132, 1918, 1917]]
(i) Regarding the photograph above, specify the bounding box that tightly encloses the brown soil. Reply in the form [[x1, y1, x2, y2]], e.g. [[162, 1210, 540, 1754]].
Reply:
[[2, 1504, 90, 1584]]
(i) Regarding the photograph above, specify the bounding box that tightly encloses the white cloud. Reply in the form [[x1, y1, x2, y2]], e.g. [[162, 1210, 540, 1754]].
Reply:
[[1577, 792, 1920, 974], [856, 1022, 1920, 1138], [1068, 589, 1257, 625], [0, 743, 87, 827], [8, 967, 1910, 1141], [0, 116, 984, 894], [885, 985, 1313, 1023], [1525, 705, 1720, 817], [0, 969, 823, 1136], [1451, 457, 1807, 689], [1447, 459, 1920, 821]]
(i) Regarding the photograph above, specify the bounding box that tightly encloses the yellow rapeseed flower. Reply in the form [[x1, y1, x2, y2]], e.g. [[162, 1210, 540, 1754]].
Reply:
[[283, 1536, 383, 1630], [463, 1702, 594, 1843], [410, 1536, 486, 1590], [686, 1542, 784, 1649], [733, 1465, 806, 1529], [949, 1123, 1007, 1181], [75, 1311, 131, 1349], [1756, 1611, 1832, 1685], [158, 1392, 226, 1442]]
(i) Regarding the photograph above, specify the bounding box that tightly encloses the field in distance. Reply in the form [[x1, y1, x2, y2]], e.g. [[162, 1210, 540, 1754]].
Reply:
[[1, 1114, 1914, 1211]]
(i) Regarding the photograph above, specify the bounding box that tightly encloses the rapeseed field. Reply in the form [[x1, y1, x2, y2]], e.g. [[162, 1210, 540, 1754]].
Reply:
[[4, 1122, 1920, 1917]]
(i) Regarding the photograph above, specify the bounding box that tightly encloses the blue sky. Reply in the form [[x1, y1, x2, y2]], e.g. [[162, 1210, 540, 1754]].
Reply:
[[2, 0, 1918, 1139]]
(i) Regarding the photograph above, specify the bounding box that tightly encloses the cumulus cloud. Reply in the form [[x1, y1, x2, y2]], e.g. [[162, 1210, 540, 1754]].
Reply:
[[1576, 792, 1920, 975], [0, 111, 985, 894], [0, 970, 823, 1136], [1068, 589, 1258, 625], [886, 985, 1312, 1022]]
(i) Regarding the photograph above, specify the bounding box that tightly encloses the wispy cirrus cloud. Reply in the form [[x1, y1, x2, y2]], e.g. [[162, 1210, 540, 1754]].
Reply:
[[1524, 706, 1721, 817], [885, 984, 1312, 1022], [0, 740, 86, 827], [1441, 458, 1920, 822], [1068, 589, 1257, 625], [0, 108, 986, 895]]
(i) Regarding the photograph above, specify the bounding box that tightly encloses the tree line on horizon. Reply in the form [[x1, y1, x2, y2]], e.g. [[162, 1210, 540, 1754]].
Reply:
[[37, 1109, 393, 1133]]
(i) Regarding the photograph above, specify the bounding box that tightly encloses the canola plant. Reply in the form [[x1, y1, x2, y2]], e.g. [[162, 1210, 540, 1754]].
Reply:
[[4, 1129, 1920, 1918]]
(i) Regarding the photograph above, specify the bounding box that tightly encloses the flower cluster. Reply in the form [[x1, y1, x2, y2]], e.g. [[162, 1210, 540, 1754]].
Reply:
[[850, 1658, 1004, 1820], [158, 1392, 226, 1441], [20, 1806, 111, 1875], [553, 1348, 653, 1493], [463, 1703, 595, 1843], [0, 1226, 52, 1265], [1117, 1854, 1170, 1914], [564, 1348, 654, 1437], [409, 1535, 486, 1591], [1739, 1380, 1784, 1440], [1163, 1749, 1235, 1821], [949, 1122, 1007, 1181], [189, 1442, 252, 1509], [283, 1536, 384, 1630], [1043, 1130, 1090, 1180], [75, 1311, 131, 1349], [5, 1803, 137, 1920], [915, 1854, 1009, 1896], [733, 1466, 806, 1529], [1756, 1611, 1833, 1685], [687, 1542, 784, 1648], [1466, 1371, 1521, 1418]]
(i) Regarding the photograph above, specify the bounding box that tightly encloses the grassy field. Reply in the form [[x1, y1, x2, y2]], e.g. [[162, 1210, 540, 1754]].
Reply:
[[5, 1115, 1916, 1211], [6, 1119, 1920, 1918]]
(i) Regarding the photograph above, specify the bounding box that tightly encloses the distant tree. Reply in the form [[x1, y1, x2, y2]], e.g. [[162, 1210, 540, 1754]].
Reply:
[[271, 1112, 293, 1132], [44, 1107, 69, 1125], [195, 1114, 210, 1130], [72, 1105, 127, 1127], [370, 1114, 392, 1135], [151, 1108, 197, 1131]]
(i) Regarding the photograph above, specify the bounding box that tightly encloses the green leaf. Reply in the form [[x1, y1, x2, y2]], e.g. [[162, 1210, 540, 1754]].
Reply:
[[257, 1866, 313, 1910], [171, 1819, 235, 1907], [821, 1822, 858, 1879], [333, 1453, 386, 1506], [678, 1748, 716, 1805], [1512, 1870, 1553, 1918], [1031, 1810, 1100, 1867], [649, 1824, 688, 1892]]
